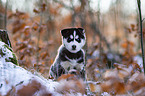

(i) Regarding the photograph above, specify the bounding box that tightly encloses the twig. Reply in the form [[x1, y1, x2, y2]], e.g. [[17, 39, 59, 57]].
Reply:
[[53, 0, 73, 11], [137, 0, 145, 74], [4, 0, 8, 30], [3, 0, 12, 48], [97, 0, 103, 66], [36, 7, 43, 71], [91, 21, 111, 52]]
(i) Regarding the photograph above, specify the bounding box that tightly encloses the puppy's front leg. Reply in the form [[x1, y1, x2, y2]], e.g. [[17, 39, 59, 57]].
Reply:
[[80, 69, 85, 80]]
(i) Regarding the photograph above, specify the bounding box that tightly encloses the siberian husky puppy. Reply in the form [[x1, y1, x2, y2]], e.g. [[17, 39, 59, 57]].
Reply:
[[49, 28, 86, 80]]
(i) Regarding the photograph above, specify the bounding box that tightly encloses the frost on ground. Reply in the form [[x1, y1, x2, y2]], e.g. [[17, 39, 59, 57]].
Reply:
[[0, 41, 57, 95], [0, 41, 86, 96]]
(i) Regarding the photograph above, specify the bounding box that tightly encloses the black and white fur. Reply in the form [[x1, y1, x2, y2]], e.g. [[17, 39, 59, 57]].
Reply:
[[49, 28, 86, 80]]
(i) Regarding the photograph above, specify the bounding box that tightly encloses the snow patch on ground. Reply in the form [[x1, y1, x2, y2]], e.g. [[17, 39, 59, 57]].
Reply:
[[134, 55, 143, 72], [0, 62, 61, 95], [0, 41, 59, 95]]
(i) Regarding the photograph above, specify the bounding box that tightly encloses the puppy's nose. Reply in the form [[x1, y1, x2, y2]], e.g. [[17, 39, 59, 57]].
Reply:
[[72, 45, 76, 50]]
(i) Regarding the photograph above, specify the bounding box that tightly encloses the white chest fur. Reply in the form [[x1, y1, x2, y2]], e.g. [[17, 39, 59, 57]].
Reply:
[[61, 55, 84, 73]]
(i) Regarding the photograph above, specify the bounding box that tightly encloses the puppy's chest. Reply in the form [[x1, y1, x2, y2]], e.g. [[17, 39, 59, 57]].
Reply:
[[61, 55, 84, 71]]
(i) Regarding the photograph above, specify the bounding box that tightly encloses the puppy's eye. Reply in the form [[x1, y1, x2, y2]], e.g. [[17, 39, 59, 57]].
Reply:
[[76, 38, 80, 41], [76, 38, 81, 43], [67, 38, 72, 42], [68, 38, 72, 41]]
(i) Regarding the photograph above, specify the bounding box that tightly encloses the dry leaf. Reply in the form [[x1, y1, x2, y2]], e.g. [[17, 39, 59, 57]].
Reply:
[[57, 74, 75, 81], [33, 8, 40, 14]]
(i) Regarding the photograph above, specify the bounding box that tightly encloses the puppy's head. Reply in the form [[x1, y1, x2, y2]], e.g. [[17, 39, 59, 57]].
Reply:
[[61, 28, 86, 53]]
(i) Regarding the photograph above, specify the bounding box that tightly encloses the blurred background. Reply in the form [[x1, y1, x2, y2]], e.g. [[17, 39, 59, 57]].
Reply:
[[0, 0, 145, 79]]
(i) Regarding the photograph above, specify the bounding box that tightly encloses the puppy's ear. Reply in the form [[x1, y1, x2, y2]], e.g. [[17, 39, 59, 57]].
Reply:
[[78, 28, 85, 34], [60, 29, 69, 37]]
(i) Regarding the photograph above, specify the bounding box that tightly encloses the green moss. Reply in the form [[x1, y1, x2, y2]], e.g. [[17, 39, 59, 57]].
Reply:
[[5, 53, 18, 65], [3, 44, 19, 66], [12, 53, 19, 65], [0, 49, 6, 57], [3, 44, 13, 52]]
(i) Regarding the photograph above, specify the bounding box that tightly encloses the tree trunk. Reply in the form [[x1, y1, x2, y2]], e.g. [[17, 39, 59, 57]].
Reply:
[[0, 30, 12, 48]]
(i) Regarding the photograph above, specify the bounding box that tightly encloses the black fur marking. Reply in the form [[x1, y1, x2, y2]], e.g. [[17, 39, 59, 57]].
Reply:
[[75, 38, 81, 43], [67, 67, 70, 71], [51, 64, 65, 78], [73, 67, 77, 69], [80, 69, 85, 79], [77, 58, 84, 63], [59, 46, 84, 62], [67, 37, 73, 43], [61, 28, 85, 39]]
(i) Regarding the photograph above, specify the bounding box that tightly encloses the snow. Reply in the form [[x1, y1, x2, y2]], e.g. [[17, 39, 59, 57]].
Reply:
[[0, 41, 60, 95], [134, 55, 143, 72], [101, 92, 110, 96], [1, 64, 59, 95]]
